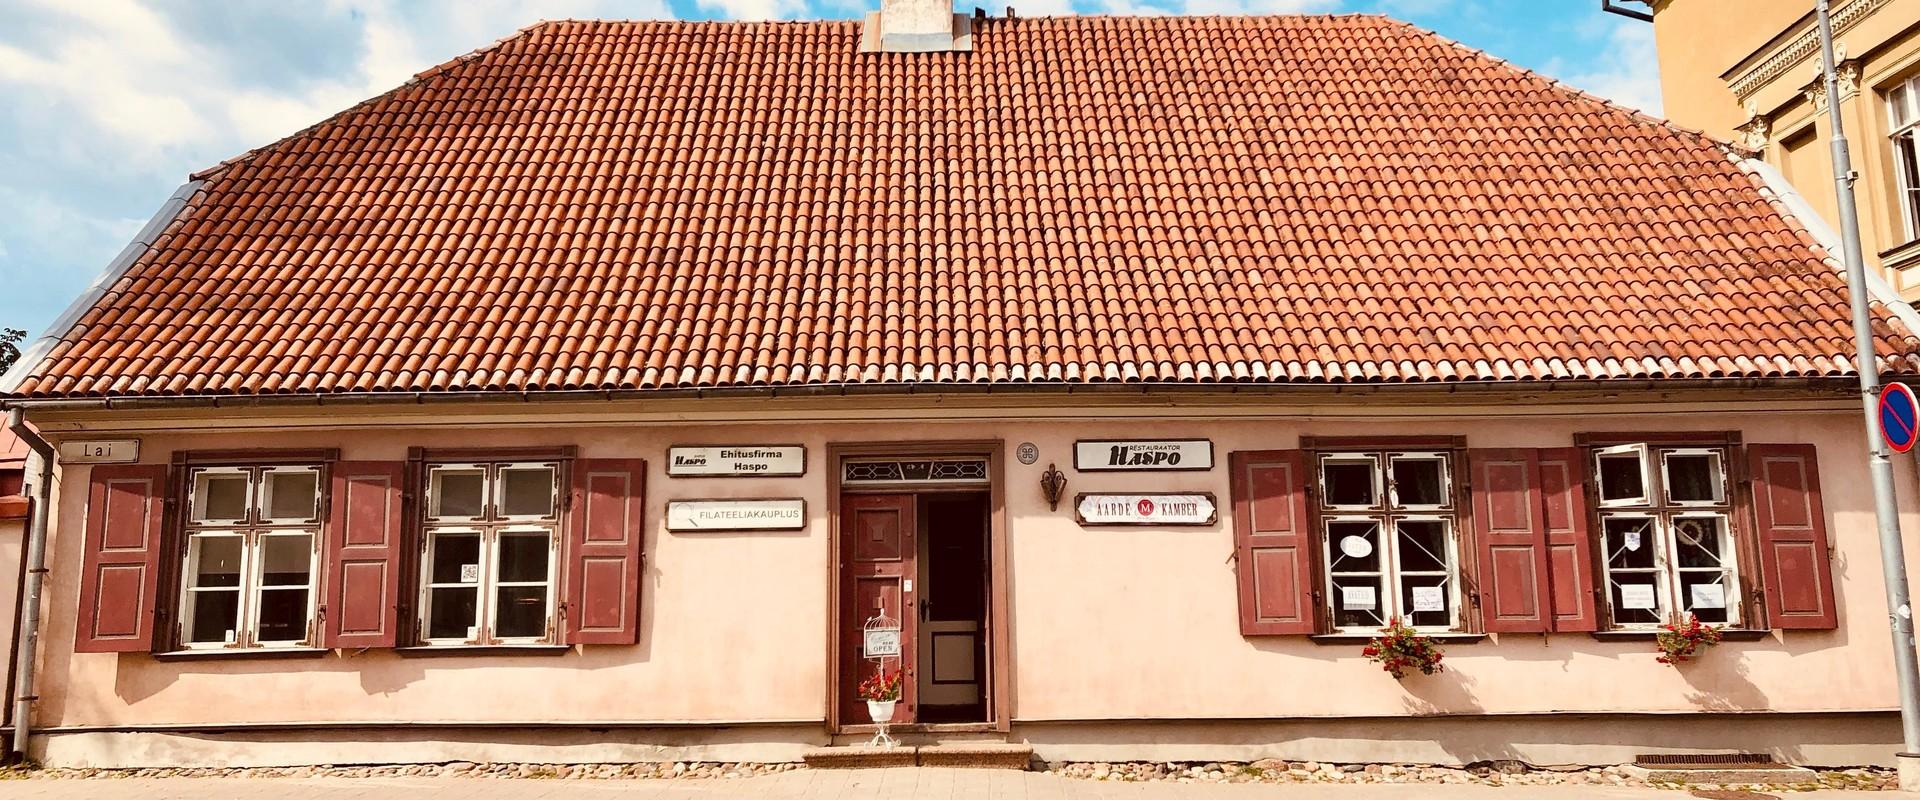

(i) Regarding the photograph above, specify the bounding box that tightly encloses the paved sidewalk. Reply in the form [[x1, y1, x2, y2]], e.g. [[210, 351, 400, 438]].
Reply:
[[0, 768, 1890, 799]]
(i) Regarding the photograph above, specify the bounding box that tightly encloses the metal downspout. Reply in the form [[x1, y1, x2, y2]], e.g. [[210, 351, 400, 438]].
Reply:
[[6, 408, 52, 764]]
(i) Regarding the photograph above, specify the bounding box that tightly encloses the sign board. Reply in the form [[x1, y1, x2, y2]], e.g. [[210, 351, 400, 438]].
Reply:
[[1074, 493, 1218, 526], [863, 627, 901, 658], [1075, 439, 1213, 471], [57, 439, 140, 464], [666, 499, 807, 531], [667, 445, 805, 477], [1882, 383, 1919, 454]]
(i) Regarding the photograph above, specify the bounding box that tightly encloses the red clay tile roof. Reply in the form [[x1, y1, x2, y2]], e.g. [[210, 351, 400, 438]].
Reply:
[[9, 14, 1920, 398]]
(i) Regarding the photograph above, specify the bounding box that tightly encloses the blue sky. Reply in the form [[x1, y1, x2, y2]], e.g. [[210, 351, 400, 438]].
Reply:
[[0, 0, 1659, 341]]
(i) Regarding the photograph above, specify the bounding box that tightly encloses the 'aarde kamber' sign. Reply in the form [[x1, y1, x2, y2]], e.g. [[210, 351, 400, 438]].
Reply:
[[1075, 493, 1218, 526], [1074, 439, 1213, 471]]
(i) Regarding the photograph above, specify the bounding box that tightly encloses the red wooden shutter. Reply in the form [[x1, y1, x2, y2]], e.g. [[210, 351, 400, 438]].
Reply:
[[75, 464, 169, 653], [566, 459, 646, 644], [1748, 444, 1838, 630], [324, 462, 406, 648], [1539, 447, 1598, 632], [1230, 450, 1319, 635], [1470, 449, 1551, 633]]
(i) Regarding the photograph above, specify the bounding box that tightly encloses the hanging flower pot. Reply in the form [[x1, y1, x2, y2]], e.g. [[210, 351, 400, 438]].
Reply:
[[857, 668, 903, 722], [1362, 616, 1446, 679], [1655, 613, 1724, 665]]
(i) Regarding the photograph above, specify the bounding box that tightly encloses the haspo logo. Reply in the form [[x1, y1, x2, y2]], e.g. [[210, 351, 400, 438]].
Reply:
[[1108, 445, 1182, 467]]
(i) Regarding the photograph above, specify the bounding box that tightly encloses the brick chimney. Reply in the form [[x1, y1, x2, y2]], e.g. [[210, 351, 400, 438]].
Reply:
[[860, 0, 972, 52]]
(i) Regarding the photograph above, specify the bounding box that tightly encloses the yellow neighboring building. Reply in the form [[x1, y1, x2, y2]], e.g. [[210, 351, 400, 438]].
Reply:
[[1653, 0, 1920, 299]]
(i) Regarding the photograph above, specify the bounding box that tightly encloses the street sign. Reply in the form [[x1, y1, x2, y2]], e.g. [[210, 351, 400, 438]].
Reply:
[[1882, 382, 1919, 454]]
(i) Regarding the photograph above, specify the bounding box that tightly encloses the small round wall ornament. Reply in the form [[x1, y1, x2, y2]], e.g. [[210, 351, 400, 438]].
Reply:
[[1340, 535, 1373, 559], [1016, 442, 1039, 465]]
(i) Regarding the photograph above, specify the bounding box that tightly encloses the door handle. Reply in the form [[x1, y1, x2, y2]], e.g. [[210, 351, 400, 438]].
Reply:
[[919, 597, 931, 621]]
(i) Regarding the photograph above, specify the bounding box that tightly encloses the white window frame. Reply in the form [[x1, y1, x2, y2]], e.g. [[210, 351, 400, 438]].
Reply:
[[1593, 445, 1742, 629], [1317, 451, 1462, 633], [417, 461, 561, 646], [1387, 452, 1453, 511], [487, 525, 559, 643], [1318, 453, 1384, 512], [176, 464, 323, 651], [257, 466, 324, 525], [1888, 76, 1920, 242], [1593, 443, 1652, 508]]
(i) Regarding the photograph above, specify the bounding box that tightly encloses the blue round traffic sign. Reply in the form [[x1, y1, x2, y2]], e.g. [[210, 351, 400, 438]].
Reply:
[[1881, 382, 1920, 454]]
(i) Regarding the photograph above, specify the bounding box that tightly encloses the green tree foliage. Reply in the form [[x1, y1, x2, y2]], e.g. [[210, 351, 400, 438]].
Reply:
[[0, 328, 24, 375]]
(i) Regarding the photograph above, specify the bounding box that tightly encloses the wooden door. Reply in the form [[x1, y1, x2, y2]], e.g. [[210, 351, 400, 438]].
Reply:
[[840, 493, 918, 726]]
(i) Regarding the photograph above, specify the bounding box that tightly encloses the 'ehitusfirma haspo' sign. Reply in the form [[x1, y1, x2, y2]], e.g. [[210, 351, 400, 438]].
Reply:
[[1074, 439, 1214, 471], [667, 445, 806, 477]]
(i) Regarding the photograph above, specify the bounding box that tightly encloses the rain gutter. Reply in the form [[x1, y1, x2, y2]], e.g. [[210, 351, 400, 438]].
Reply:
[[4, 409, 51, 764]]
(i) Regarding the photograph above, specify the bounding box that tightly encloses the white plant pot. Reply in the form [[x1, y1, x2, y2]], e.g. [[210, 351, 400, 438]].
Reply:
[[867, 700, 897, 723]]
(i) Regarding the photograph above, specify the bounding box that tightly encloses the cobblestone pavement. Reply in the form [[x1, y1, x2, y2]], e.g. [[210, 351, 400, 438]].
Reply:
[[0, 768, 1892, 799]]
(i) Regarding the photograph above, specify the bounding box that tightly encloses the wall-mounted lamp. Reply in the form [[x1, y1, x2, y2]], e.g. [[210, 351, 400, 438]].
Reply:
[[1040, 463, 1068, 511]]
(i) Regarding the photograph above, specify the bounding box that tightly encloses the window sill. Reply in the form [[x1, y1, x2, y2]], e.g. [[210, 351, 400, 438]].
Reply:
[[1589, 629, 1771, 642], [154, 647, 329, 662], [1309, 633, 1488, 645], [394, 645, 571, 657]]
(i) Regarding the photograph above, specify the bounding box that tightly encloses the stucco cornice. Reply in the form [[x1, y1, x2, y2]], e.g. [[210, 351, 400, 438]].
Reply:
[[1726, 0, 1890, 101]]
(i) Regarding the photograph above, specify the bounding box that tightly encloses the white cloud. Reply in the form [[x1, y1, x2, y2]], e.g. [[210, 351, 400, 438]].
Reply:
[[696, 0, 812, 20], [1552, 20, 1662, 116]]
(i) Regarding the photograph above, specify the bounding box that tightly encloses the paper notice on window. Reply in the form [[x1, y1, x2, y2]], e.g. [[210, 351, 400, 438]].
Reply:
[[1620, 584, 1657, 610], [1689, 583, 1727, 609], [1412, 586, 1446, 613], [1624, 530, 1642, 552], [1341, 585, 1377, 611], [460, 564, 480, 583]]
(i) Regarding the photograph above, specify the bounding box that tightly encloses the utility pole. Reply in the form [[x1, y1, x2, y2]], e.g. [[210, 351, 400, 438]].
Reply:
[[1815, 0, 1920, 789]]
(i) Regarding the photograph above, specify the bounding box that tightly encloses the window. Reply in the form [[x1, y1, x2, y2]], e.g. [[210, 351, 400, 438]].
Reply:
[[178, 466, 322, 649], [1889, 76, 1920, 241], [1317, 451, 1460, 632], [419, 462, 559, 645], [1595, 445, 1741, 628]]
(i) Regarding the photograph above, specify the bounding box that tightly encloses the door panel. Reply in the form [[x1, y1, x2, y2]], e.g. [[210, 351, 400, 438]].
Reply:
[[840, 493, 917, 726]]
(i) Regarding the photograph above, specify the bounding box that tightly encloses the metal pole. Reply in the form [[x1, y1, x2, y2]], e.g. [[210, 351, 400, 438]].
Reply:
[[1816, 0, 1920, 779]]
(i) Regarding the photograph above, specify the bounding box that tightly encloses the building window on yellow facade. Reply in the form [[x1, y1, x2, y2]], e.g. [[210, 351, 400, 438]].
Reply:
[[1887, 77, 1920, 242]]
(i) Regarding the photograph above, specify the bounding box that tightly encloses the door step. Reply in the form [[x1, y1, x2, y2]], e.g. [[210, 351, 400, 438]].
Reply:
[[1622, 753, 1817, 785], [803, 743, 1033, 770]]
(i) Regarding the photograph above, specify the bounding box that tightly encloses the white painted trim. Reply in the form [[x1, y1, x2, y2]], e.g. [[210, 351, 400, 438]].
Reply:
[[1736, 156, 1920, 333], [0, 180, 203, 395]]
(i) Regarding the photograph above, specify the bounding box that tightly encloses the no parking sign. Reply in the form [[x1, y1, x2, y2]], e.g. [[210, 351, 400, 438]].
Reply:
[[1881, 383, 1919, 454]]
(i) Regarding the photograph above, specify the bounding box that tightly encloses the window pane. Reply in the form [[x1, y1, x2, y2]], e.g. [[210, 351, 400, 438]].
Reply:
[[429, 532, 482, 584], [1608, 579, 1664, 626], [1604, 517, 1657, 570], [1395, 520, 1451, 574], [1896, 83, 1914, 129], [1672, 516, 1729, 569], [187, 591, 241, 644], [191, 536, 244, 588], [1322, 459, 1377, 507], [1678, 572, 1733, 625], [1390, 457, 1447, 507], [428, 587, 479, 640], [1663, 452, 1724, 504], [499, 466, 556, 517], [1330, 574, 1384, 629], [498, 532, 550, 583], [1596, 451, 1647, 504], [193, 472, 251, 522], [259, 534, 313, 587], [430, 468, 487, 518], [1400, 574, 1452, 629], [262, 470, 320, 521], [1326, 520, 1381, 573], [495, 585, 549, 638], [256, 588, 309, 642]]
